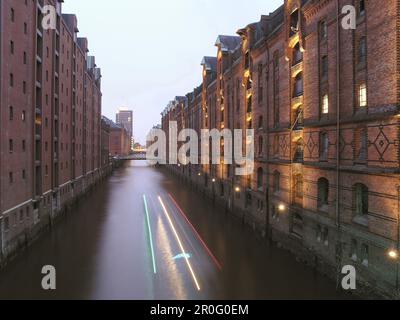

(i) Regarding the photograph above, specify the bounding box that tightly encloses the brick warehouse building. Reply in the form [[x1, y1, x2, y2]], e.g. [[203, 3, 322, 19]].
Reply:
[[0, 0, 107, 264], [161, 0, 400, 297]]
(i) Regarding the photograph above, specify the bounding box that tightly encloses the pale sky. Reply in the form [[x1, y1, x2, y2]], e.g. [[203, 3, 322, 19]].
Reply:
[[63, 0, 283, 144]]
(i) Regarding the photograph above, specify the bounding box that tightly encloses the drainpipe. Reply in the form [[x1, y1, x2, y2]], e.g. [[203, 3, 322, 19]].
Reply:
[[335, 0, 342, 289]]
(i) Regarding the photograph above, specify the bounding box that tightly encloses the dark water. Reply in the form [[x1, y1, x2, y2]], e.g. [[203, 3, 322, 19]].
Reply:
[[0, 161, 349, 299]]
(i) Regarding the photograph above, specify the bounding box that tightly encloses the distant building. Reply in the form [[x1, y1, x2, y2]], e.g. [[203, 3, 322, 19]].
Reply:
[[116, 108, 133, 150], [105, 118, 130, 157], [101, 116, 112, 167]]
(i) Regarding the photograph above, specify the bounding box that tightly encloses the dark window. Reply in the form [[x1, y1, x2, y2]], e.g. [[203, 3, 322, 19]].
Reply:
[[23, 81, 26, 94], [354, 183, 368, 216], [22, 169, 26, 180], [10, 73, 14, 87], [293, 43, 303, 65], [358, 37, 367, 65], [258, 136, 263, 156], [24, 22, 27, 34], [293, 72, 303, 97], [290, 9, 299, 37], [294, 174, 303, 198], [9, 172, 13, 184], [258, 116, 263, 129], [320, 20, 327, 40], [359, 0, 366, 16], [320, 132, 329, 160], [9, 139, 14, 152], [273, 171, 280, 193], [11, 8, 15, 22], [321, 55, 328, 78], [22, 140, 26, 151], [23, 51, 27, 64], [257, 168, 263, 191], [9, 106, 14, 120], [10, 40, 14, 54], [317, 178, 329, 208]]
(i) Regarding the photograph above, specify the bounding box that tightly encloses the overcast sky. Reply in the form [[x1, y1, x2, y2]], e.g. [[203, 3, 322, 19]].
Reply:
[[63, 0, 283, 144]]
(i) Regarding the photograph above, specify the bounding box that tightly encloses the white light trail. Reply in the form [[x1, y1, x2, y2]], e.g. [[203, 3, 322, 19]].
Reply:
[[158, 196, 201, 291]]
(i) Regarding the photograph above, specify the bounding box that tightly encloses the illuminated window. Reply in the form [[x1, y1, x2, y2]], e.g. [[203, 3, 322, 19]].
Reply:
[[321, 94, 329, 114], [359, 83, 367, 107]]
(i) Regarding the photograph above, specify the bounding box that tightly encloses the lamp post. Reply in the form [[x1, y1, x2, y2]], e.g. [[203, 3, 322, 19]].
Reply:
[[388, 249, 399, 294]]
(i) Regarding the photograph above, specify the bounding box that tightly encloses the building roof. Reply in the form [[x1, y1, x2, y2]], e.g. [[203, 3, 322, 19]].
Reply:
[[201, 56, 217, 72], [215, 35, 242, 53]]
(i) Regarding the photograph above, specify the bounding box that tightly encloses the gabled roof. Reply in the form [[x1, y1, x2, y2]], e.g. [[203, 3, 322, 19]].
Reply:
[[215, 35, 242, 53], [201, 56, 217, 72]]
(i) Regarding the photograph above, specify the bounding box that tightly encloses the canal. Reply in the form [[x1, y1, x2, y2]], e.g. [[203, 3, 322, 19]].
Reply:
[[0, 161, 348, 299]]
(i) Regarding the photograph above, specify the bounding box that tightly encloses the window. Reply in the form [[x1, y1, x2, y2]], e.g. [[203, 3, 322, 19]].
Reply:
[[10, 40, 14, 54], [316, 225, 322, 242], [24, 22, 27, 34], [22, 169, 26, 180], [358, 37, 366, 65], [258, 136, 263, 156], [258, 116, 263, 129], [9, 139, 13, 153], [23, 81, 26, 94], [23, 51, 27, 64], [273, 171, 280, 193], [293, 72, 303, 97], [293, 43, 303, 65], [258, 64, 263, 102], [317, 178, 329, 208], [290, 9, 299, 37], [359, 0, 366, 16], [4, 217, 10, 231], [11, 8, 15, 22], [273, 135, 279, 156], [321, 55, 328, 78], [9, 172, 13, 184], [9, 106, 14, 120], [361, 244, 369, 267], [22, 110, 26, 121], [354, 183, 368, 216], [357, 128, 368, 161], [10, 73, 14, 87], [294, 174, 303, 198], [321, 94, 329, 114], [359, 83, 367, 107], [350, 239, 358, 261], [320, 20, 327, 40], [245, 51, 250, 70], [320, 132, 329, 160], [322, 227, 329, 246], [22, 140, 26, 151], [257, 168, 263, 191]]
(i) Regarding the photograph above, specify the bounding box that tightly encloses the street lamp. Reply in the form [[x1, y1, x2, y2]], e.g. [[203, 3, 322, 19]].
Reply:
[[388, 249, 399, 260], [278, 204, 286, 212], [212, 178, 216, 183], [235, 186, 241, 193]]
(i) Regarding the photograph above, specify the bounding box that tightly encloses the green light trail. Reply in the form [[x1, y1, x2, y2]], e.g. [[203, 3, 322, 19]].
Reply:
[[143, 195, 157, 274]]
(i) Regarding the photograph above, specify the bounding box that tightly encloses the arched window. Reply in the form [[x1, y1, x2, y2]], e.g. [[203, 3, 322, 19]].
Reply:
[[354, 183, 368, 216], [273, 171, 280, 193], [258, 136, 263, 156], [317, 178, 329, 208], [257, 167, 263, 191], [293, 72, 303, 97]]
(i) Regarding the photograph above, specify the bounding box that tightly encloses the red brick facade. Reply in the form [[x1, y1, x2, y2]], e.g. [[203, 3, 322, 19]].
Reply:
[[0, 0, 104, 262], [162, 0, 400, 297]]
